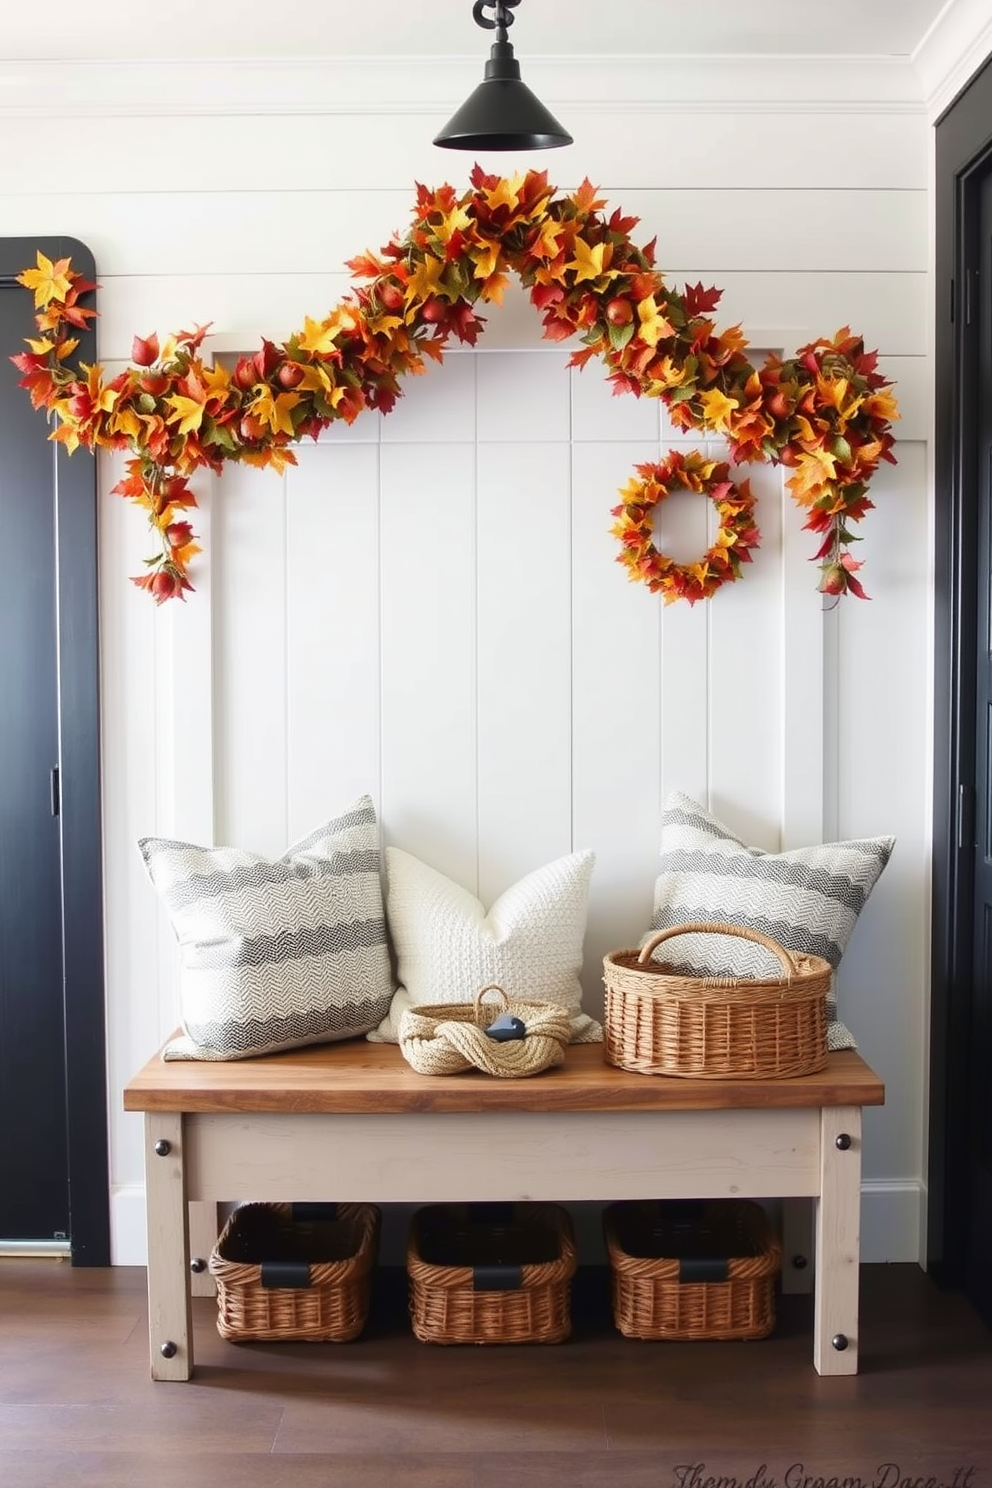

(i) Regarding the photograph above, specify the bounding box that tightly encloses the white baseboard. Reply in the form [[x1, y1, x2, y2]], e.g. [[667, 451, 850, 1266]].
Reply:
[[110, 1184, 149, 1267], [110, 1183, 924, 1269], [860, 1180, 923, 1264]]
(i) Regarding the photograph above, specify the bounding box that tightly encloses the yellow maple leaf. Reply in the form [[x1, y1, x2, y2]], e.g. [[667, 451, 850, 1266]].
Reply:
[[296, 365, 352, 410], [636, 297, 674, 348], [531, 218, 564, 260], [567, 238, 614, 286], [485, 175, 525, 213], [367, 311, 404, 336], [863, 388, 900, 424], [165, 395, 206, 436], [252, 387, 302, 437], [644, 357, 689, 392], [201, 362, 232, 398], [478, 271, 510, 305], [788, 449, 838, 504], [469, 240, 501, 281], [298, 316, 341, 356], [698, 388, 739, 433], [435, 204, 473, 243], [80, 363, 119, 416], [18, 252, 73, 309], [406, 253, 446, 304], [109, 405, 145, 442]]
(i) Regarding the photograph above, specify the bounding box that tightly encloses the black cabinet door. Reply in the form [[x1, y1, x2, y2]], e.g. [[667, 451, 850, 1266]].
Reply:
[[0, 240, 108, 1261], [0, 262, 70, 1240], [970, 169, 992, 1328]]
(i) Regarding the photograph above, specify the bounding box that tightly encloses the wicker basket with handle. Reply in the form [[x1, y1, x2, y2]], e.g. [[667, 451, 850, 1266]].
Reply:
[[603, 922, 831, 1079]]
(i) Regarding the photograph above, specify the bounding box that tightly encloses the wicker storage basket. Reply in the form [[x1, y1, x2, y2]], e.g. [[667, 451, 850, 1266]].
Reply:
[[604, 1199, 782, 1341], [407, 1202, 577, 1344], [398, 984, 572, 1078], [209, 1201, 380, 1343], [603, 922, 831, 1079]]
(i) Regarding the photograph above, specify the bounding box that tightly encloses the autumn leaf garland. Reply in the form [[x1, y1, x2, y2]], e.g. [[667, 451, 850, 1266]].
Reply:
[[12, 166, 899, 604]]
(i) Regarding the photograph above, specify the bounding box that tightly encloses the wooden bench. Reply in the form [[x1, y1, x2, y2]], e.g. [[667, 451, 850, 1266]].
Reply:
[[124, 1040, 884, 1381]]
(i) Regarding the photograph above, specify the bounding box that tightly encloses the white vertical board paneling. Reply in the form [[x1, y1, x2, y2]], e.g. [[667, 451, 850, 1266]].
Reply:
[[381, 351, 477, 445], [571, 421, 664, 1023], [655, 418, 712, 813], [99, 443, 167, 1190], [476, 439, 573, 906], [379, 438, 478, 891], [284, 439, 382, 838], [476, 347, 571, 442], [707, 452, 785, 849], [211, 463, 289, 856], [475, 348, 573, 900], [832, 444, 929, 1184], [781, 510, 829, 851]]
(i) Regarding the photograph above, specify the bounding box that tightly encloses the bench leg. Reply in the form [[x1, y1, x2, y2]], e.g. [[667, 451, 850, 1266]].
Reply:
[[813, 1104, 862, 1375], [145, 1113, 193, 1381]]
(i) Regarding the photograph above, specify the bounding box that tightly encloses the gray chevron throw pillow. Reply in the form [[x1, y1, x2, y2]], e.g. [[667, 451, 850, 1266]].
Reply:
[[649, 792, 895, 1050], [139, 796, 393, 1060]]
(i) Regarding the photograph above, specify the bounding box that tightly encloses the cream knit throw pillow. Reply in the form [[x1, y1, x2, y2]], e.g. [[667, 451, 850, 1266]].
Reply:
[[370, 846, 601, 1044]]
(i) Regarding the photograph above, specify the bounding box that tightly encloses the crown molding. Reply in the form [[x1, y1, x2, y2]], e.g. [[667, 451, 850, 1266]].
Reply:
[[913, 0, 992, 120], [0, 54, 925, 118]]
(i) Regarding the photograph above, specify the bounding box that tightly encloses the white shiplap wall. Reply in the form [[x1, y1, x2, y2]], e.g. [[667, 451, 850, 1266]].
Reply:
[[0, 60, 931, 1265]]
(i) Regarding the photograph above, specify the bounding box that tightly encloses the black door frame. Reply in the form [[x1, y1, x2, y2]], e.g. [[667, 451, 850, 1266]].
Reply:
[[930, 59, 992, 1287], [0, 236, 109, 1266]]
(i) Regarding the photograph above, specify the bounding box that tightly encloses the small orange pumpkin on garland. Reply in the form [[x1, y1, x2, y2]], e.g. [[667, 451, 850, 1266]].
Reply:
[[11, 168, 898, 604]]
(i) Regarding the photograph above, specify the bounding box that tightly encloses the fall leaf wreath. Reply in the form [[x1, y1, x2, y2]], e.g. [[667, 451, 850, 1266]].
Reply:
[[611, 451, 759, 605], [13, 168, 898, 604]]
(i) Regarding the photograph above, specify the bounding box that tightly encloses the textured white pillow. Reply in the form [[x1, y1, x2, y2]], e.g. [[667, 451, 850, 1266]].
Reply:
[[649, 792, 895, 1050], [139, 796, 394, 1060], [370, 847, 601, 1044]]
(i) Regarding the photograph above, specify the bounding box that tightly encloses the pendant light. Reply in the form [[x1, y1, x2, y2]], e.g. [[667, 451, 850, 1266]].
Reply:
[[434, 0, 573, 152]]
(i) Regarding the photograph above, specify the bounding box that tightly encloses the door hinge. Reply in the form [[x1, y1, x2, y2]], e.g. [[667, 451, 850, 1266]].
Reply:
[[958, 782, 975, 850], [50, 765, 60, 818]]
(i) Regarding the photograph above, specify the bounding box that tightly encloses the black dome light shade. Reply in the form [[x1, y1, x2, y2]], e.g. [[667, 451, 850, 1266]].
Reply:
[[434, 0, 573, 152]]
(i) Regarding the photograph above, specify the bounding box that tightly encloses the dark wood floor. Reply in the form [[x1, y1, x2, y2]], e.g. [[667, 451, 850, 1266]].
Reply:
[[1, 1259, 990, 1488]]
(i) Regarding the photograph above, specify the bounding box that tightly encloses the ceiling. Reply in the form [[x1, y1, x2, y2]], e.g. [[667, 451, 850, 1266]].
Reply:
[[0, 0, 957, 63]]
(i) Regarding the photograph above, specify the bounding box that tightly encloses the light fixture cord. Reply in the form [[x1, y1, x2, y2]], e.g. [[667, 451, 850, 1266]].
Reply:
[[472, 0, 519, 43]]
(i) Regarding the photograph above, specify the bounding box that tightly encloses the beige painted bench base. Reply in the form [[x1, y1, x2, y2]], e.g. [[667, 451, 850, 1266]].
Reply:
[[124, 1042, 884, 1382]]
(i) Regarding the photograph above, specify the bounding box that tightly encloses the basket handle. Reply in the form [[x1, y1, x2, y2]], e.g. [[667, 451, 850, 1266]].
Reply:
[[473, 984, 510, 1025], [638, 922, 799, 977]]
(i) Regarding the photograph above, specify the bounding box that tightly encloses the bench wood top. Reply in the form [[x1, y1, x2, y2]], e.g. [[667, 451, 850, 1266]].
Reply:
[[124, 1039, 884, 1116]]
